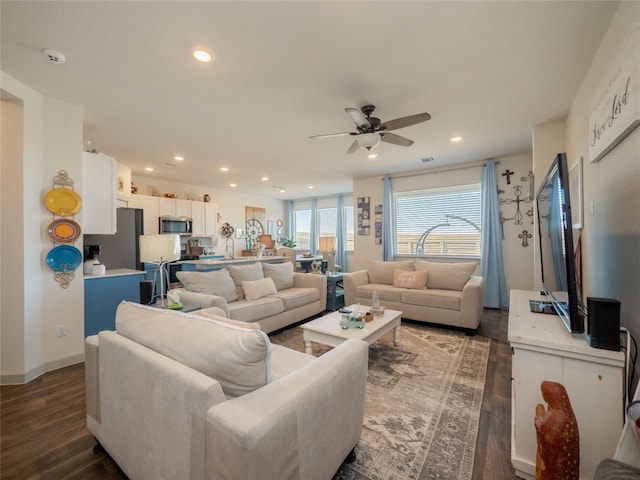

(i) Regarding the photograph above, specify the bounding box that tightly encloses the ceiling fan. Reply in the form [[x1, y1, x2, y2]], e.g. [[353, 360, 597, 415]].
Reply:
[[309, 104, 431, 154]]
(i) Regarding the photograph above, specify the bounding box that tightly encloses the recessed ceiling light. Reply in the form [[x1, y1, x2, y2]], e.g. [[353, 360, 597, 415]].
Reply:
[[193, 49, 213, 63], [229, 183, 237, 188], [261, 176, 269, 181], [449, 136, 463, 143], [279, 188, 286, 193], [174, 156, 184, 161], [220, 167, 229, 172], [308, 185, 314, 189], [145, 167, 154, 172], [368, 152, 378, 159], [193, 49, 214, 63]]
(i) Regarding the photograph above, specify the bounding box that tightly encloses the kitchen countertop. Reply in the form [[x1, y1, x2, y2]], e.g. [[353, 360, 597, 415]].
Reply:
[[84, 268, 146, 280], [179, 256, 285, 268]]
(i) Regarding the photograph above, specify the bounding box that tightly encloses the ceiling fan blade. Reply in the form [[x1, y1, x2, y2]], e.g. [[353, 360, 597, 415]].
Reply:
[[380, 112, 431, 131], [345, 108, 371, 130], [309, 131, 356, 139], [346, 139, 360, 154], [380, 132, 414, 147]]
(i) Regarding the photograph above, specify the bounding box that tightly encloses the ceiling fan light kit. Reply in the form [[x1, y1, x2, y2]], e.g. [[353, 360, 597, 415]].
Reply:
[[310, 104, 431, 154]]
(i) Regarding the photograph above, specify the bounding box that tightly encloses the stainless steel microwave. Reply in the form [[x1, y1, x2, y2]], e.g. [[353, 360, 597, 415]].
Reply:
[[159, 216, 192, 236]]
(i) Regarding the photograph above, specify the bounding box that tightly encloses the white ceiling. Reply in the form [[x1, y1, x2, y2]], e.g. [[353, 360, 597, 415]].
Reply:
[[1, 1, 618, 199]]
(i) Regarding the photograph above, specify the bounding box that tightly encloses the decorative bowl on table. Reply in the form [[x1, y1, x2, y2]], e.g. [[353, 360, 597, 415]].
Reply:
[[371, 306, 386, 317]]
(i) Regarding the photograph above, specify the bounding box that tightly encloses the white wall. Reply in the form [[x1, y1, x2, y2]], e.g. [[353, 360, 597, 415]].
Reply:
[[565, 6, 640, 339], [131, 175, 287, 255], [1, 73, 84, 383], [351, 153, 535, 293]]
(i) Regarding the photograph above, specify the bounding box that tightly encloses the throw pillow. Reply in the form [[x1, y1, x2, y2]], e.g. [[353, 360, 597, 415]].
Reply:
[[242, 277, 278, 301], [414, 260, 477, 291], [227, 263, 265, 298], [262, 261, 294, 290], [196, 308, 261, 330], [366, 259, 415, 285], [176, 269, 239, 302], [393, 269, 427, 289]]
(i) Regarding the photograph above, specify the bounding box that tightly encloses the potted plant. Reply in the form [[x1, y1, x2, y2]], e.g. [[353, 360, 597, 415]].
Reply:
[[281, 237, 297, 248]]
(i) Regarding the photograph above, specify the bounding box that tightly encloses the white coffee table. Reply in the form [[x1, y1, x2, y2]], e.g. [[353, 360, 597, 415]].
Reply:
[[301, 304, 402, 355]]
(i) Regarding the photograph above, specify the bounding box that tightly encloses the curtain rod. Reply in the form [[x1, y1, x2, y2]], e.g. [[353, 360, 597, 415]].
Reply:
[[383, 160, 499, 181]]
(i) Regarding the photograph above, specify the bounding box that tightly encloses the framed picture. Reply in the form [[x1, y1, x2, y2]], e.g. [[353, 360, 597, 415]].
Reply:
[[569, 156, 583, 229], [357, 196, 370, 235]]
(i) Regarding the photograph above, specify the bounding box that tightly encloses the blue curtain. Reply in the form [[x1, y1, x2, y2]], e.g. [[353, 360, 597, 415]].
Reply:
[[287, 201, 294, 242], [382, 176, 395, 261], [336, 196, 347, 271], [481, 161, 508, 308], [310, 198, 317, 253]]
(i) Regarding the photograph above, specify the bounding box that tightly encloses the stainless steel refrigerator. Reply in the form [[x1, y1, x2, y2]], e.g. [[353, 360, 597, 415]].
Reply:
[[84, 207, 144, 270]]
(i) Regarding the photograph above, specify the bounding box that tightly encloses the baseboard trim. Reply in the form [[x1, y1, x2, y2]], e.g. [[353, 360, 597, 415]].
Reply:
[[1, 353, 84, 385]]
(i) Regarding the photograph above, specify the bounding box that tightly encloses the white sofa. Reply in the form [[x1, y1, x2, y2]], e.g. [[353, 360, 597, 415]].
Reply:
[[344, 259, 484, 331], [85, 301, 369, 480], [175, 261, 327, 333]]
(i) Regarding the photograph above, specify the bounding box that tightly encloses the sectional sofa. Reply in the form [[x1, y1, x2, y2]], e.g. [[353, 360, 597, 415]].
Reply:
[[85, 301, 369, 480], [174, 261, 327, 333], [344, 259, 484, 331]]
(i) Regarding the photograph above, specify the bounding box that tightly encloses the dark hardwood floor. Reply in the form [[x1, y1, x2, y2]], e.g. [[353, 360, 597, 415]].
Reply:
[[0, 309, 515, 479]]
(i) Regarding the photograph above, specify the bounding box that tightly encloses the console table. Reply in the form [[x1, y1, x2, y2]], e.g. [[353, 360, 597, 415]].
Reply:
[[509, 290, 625, 480]]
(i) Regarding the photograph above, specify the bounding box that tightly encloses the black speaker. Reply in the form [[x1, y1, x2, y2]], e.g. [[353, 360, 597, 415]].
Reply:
[[139, 280, 153, 305], [587, 297, 621, 351]]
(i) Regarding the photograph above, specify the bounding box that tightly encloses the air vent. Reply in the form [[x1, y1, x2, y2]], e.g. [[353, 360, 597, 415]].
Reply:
[[421, 157, 434, 163], [43, 49, 66, 65]]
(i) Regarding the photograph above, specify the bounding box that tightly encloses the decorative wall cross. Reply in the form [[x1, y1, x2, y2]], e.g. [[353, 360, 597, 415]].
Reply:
[[518, 230, 532, 247], [500, 185, 532, 225], [502, 169, 515, 184]]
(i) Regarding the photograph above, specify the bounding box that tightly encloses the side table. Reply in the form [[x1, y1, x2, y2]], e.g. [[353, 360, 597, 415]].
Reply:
[[326, 273, 345, 311]]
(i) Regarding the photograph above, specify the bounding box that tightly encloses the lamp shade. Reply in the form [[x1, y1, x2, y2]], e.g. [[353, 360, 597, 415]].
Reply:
[[357, 133, 381, 150], [139, 234, 181, 263], [318, 236, 336, 252]]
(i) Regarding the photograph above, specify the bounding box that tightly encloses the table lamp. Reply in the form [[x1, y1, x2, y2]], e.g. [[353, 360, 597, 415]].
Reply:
[[319, 236, 337, 272], [139, 234, 181, 307]]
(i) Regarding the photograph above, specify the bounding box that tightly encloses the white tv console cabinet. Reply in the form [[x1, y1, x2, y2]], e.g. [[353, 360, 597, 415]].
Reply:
[[509, 290, 626, 480]]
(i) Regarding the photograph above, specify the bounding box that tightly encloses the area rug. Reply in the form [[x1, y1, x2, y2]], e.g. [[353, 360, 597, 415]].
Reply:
[[270, 321, 490, 480]]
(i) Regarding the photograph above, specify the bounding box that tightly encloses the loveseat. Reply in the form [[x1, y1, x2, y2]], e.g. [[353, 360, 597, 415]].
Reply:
[[344, 259, 484, 331], [175, 261, 327, 333], [85, 301, 369, 480]]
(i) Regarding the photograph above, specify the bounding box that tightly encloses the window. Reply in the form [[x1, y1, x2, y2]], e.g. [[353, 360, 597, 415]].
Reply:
[[344, 204, 354, 251], [395, 184, 481, 257], [317, 207, 337, 238], [294, 209, 310, 250]]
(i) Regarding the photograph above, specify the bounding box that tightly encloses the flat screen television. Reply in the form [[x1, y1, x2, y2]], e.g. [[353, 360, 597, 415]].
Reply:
[[535, 152, 585, 333]]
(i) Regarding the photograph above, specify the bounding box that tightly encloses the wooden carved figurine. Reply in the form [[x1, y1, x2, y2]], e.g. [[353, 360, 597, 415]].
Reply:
[[534, 381, 579, 480]]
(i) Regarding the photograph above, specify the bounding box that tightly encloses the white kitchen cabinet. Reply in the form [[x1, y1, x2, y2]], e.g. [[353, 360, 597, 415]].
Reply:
[[509, 290, 625, 480], [82, 152, 117, 234], [157, 197, 176, 217], [204, 203, 218, 236], [175, 199, 191, 218], [128, 195, 159, 234], [191, 201, 205, 236]]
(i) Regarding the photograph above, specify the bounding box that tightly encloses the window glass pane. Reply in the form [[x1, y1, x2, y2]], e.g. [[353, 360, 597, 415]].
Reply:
[[295, 209, 310, 250], [344, 205, 354, 251], [395, 184, 481, 257], [318, 208, 337, 236]]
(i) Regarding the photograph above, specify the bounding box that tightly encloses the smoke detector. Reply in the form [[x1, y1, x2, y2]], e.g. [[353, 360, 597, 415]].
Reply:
[[42, 49, 66, 65]]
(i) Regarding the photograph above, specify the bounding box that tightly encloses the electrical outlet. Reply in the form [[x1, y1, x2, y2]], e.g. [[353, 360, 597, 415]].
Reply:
[[56, 324, 67, 337]]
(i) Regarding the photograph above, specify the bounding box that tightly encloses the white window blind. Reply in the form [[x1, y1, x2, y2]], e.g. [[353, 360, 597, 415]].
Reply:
[[395, 183, 481, 257]]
